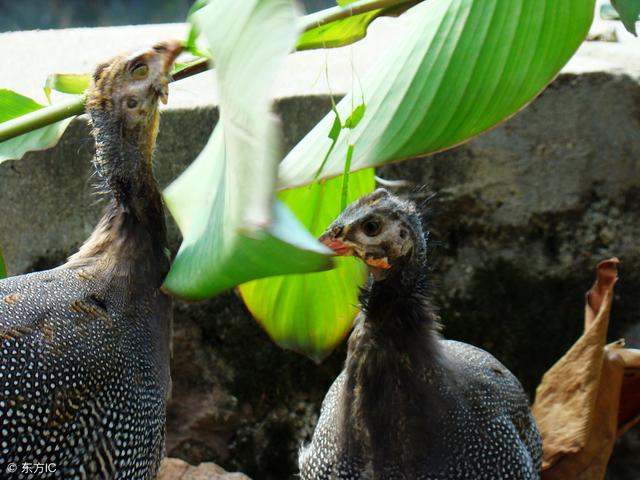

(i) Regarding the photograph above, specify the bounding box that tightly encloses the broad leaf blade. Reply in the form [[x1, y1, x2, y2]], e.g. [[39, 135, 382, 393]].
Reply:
[[163, 0, 332, 300], [239, 169, 375, 361], [611, 0, 640, 35], [279, 0, 595, 187], [343, 103, 366, 129], [0, 89, 74, 163]]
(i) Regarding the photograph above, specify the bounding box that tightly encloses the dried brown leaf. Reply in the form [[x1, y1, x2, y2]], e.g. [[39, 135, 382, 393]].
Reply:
[[533, 259, 619, 471], [533, 257, 640, 480]]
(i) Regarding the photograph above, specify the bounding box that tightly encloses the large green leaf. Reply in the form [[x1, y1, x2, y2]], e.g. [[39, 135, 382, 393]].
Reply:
[[0, 247, 6, 280], [611, 0, 640, 35], [239, 169, 375, 361], [279, 0, 595, 187], [163, 0, 333, 300], [0, 89, 74, 163]]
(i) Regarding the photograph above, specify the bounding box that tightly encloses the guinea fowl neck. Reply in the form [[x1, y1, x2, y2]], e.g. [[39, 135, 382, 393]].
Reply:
[[341, 230, 442, 468], [348, 245, 440, 369], [68, 108, 169, 286], [359, 229, 435, 339]]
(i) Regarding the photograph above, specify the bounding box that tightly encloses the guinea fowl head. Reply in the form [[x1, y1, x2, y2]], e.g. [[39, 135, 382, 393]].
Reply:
[[86, 40, 183, 205], [320, 188, 427, 282]]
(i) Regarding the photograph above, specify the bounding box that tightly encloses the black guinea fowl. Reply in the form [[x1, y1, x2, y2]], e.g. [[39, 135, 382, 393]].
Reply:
[[0, 40, 182, 479], [300, 189, 542, 480]]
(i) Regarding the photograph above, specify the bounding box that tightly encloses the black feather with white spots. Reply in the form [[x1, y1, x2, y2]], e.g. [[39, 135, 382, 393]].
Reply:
[[0, 268, 170, 479]]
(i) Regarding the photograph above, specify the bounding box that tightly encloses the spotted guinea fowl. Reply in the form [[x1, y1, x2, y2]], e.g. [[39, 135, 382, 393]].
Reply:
[[300, 189, 542, 480], [0, 41, 181, 479]]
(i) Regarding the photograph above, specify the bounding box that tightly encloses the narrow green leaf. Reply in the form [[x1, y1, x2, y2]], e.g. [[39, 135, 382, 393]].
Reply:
[[186, 26, 199, 53], [185, 0, 208, 53], [313, 111, 342, 181], [164, 0, 333, 300], [186, 0, 213, 58], [340, 144, 355, 210], [343, 103, 366, 129], [44, 73, 90, 102], [329, 111, 342, 141], [189, 0, 209, 15], [239, 168, 375, 361], [611, 0, 640, 35], [0, 89, 74, 163], [279, 0, 595, 187], [0, 247, 7, 279]]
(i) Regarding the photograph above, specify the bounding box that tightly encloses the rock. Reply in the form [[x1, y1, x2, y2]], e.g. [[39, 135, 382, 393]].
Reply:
[[158, 458, 251, 480]]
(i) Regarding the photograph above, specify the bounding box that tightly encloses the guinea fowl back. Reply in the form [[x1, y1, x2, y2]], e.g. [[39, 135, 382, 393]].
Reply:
[[300, 189, 542, 479], [0, 41, 181, 479]]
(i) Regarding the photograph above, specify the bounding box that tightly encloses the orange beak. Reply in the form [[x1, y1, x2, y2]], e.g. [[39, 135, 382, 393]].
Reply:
[[319, 230, 392, 270], [321, 238, 353, 256], [319, 228, 353, 257]]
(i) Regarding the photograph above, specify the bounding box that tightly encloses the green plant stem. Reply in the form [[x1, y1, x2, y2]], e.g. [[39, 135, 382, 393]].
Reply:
[[0, 94, 85, 142], [0, 0, 418, 143], [172, 57, 209, 81], [299, 0, 416, 31], [0, 245, 6, 279]]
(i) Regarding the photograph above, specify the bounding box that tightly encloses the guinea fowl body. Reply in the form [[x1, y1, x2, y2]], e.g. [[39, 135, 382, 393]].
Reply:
[[300, 190, 542, 479], [0, 42, 180, 479]]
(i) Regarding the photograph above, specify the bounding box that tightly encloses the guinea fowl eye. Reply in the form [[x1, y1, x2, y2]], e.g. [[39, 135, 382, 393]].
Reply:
[[131, 63, 149, 80], [126, 97, 139, 109], [362, 220, 381, 237]]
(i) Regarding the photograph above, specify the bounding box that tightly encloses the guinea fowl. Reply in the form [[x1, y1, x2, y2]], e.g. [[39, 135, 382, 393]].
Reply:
[[0, 41, 181, 479], [300, 189, 542, 480]]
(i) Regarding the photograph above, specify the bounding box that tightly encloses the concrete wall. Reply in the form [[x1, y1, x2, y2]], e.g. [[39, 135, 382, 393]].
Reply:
[[1, 18, 639, 479]]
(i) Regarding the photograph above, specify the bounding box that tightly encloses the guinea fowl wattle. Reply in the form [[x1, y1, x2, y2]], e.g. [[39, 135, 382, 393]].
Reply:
[[300, 189, 542, 479], [0, 41, 181, 479]]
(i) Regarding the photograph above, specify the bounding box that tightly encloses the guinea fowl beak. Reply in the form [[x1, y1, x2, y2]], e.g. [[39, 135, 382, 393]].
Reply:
[[156, 40, 184, 105], [319, 228, 353, 256]]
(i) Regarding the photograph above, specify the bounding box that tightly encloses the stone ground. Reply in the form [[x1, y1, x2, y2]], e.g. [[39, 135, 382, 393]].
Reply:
[[1, 14, 639, 480], [158, 458, 251, 480]]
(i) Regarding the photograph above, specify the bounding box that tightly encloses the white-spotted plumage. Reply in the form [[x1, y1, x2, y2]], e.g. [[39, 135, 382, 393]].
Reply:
[[0, 268, 170, 479]]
